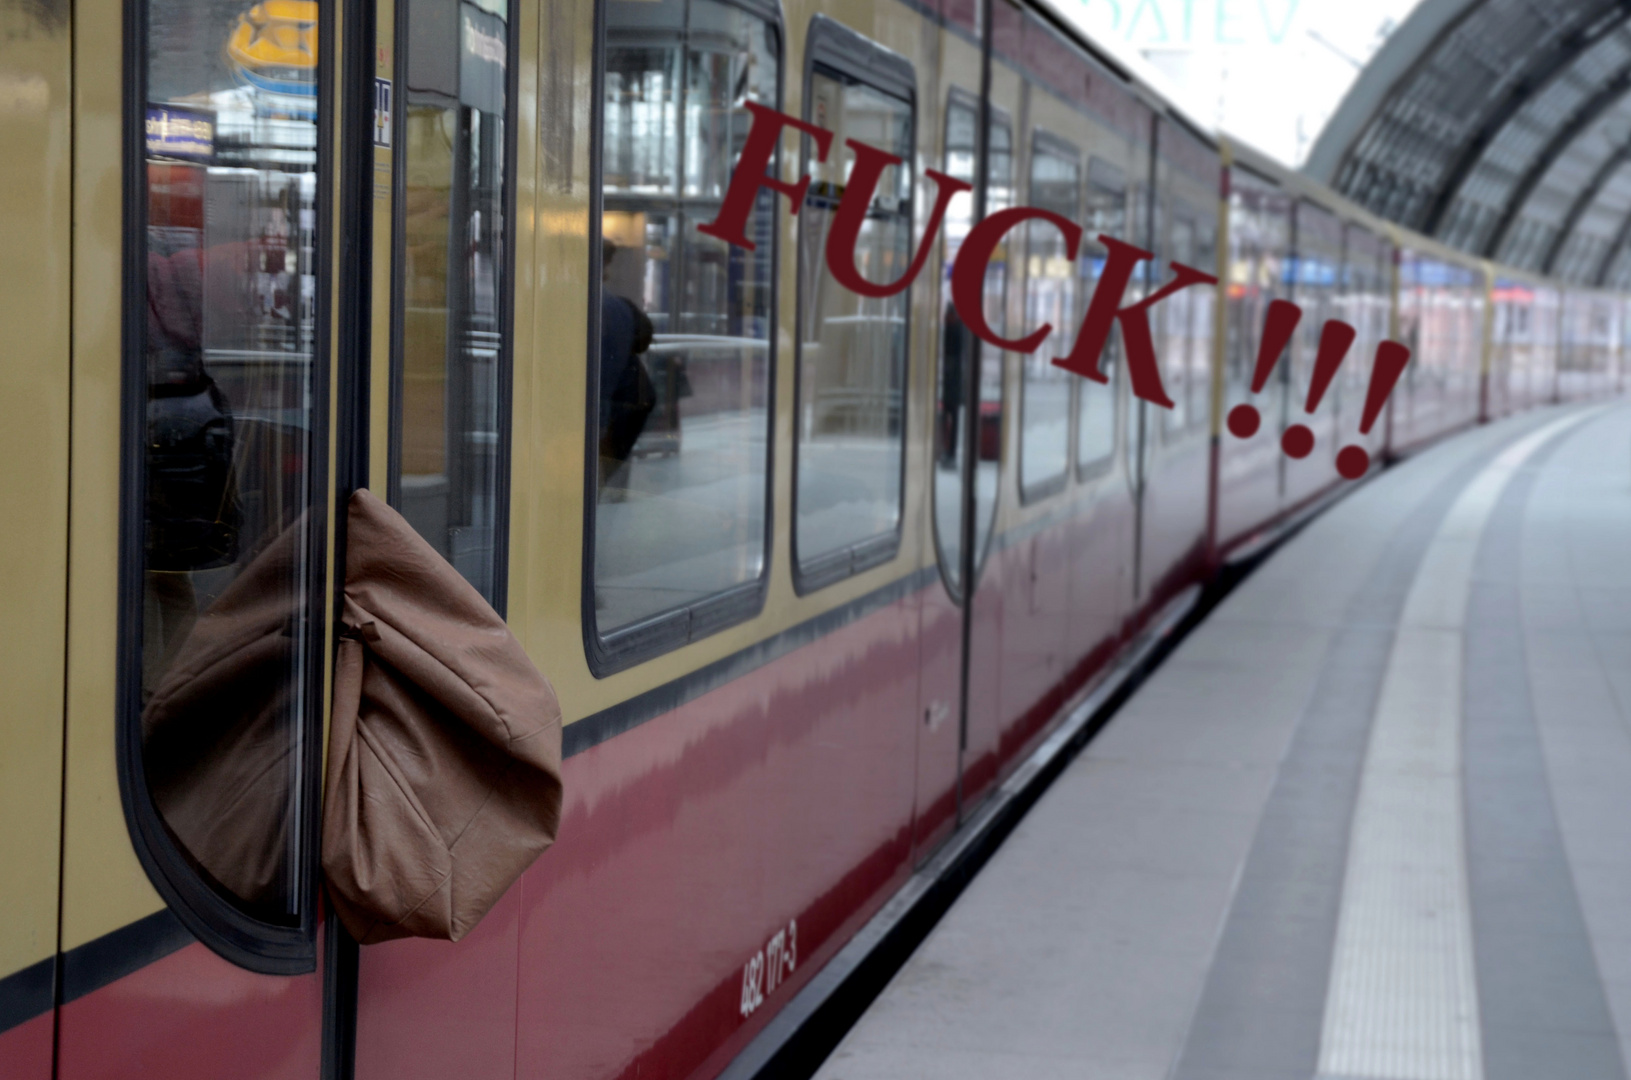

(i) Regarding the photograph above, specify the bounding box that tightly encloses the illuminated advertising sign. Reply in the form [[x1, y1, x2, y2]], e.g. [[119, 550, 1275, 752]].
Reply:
[[146, 106, 214, 160]]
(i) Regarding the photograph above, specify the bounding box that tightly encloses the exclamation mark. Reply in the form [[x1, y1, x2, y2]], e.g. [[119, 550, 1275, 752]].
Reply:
[[1226, 299, 1301, 438], [1281, 319, 1356, 459], [1335, 341, 1412, 480]]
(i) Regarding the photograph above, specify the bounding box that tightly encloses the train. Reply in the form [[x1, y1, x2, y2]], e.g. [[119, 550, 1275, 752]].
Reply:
[[0, 0, 1624, 1074]]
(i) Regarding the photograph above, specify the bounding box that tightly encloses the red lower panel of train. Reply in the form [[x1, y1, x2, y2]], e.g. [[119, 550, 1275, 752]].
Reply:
[[0, 1011, 51, 1080], [56, 941, 322, 1079]]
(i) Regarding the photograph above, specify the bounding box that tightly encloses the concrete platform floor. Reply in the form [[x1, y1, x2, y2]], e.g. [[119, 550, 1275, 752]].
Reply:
[[813, 402, 1631, 1080]]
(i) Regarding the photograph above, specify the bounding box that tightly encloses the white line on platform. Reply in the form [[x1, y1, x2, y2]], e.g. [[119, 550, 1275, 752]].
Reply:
[[1315, 409, 1600, 1080]]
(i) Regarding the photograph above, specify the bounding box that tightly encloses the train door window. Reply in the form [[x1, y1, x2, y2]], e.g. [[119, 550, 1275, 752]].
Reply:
[[793, 20, 914, 591], [1077, 157, 1125, 474], [1187, 215, 1217, 430], [1159, 210, 1196, 435], [975, 111, 1012, 550], [932, 94, 976, 594], [932, 92, 1008, 595], [1291, 200, 1342, 429], [588, 0, 779, 665], [1226, 168, 1290, 431], [391, 0, 517, 607], [1342, 224, 1386, 425], [1020, 133, 1079, 501], [123, 0, 326, 969]]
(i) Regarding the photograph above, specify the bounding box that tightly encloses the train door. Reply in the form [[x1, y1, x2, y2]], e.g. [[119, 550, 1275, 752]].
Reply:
[[1138, 118, 1216, 613], [47, 0, 504, 1068], [917, 76, 975, 856], [56, 0, 341, 1070], [0, 0, 73, 1072], [916, 0, 1020, 848], [1214, 162, 1290, 549], [348, 0, 523, 1071], [944, 17, 1022, 815], [1124, 114, 1159, 607], [1283, 199, 1342, 506], [917, 76, 1004, 849]]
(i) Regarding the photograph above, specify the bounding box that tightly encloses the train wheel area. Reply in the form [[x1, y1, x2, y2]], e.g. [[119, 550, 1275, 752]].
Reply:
[[792, 402, 1631, 1080]]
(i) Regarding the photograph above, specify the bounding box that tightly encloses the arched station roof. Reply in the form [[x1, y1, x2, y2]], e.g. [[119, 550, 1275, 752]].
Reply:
[[1305, 0, 1631, 286]]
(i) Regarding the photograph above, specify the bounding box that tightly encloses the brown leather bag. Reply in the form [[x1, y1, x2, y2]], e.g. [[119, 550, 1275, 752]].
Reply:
[[322, 490, 563, 943]]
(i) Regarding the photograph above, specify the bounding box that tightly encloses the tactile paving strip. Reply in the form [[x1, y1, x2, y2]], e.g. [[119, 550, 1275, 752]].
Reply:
[[1316, 412, 1596, 1080]]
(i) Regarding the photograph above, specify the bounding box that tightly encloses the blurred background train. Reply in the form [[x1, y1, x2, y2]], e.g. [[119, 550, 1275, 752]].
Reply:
[[0, 0, 1623, 1074]]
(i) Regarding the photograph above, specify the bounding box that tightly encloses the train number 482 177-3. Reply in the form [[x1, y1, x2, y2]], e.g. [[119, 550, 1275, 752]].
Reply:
[[740, 920, 798, 1018]]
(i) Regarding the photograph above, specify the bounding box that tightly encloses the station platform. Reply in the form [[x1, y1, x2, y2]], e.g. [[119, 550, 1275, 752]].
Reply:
[[813, 402, 1631, 1080]]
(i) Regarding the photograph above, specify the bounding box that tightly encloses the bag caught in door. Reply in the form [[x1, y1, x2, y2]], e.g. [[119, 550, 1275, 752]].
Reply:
[[323, 490, 563, 943]]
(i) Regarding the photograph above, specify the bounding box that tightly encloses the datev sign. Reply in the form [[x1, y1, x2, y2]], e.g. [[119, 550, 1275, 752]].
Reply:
[[697, 102, 1216, 413]]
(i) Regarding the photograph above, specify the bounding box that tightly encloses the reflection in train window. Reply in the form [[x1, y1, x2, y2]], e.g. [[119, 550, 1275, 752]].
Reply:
[[1290, 200, 1341, 436], [393, 0, 515, 607], [1189, 217, 1218, 430], [1159, 204, 1213, 436], [795, 64, 913, 586], [592, 0, 777, 642], [933, 95, 1009, 596], [1077, 157, 1125, 472], [1340, 225, 1388, 421], [1160, 214, 1196, 433], [1021, 134, 1080, 500], [1225, 169, 1290, 425], [132, 0, 323, 927]]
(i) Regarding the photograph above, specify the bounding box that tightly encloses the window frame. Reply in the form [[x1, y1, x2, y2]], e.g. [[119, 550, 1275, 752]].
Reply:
[[1018, 128, 1081, 505], [582, 0, 786, 674], [790, 15, 917, 595], [115, 0, 334, 974], [384, 0, 523, 616]]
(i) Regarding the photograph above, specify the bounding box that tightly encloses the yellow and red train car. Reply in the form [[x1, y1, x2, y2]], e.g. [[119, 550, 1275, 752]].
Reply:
[[0, 0, 1623, 1076]]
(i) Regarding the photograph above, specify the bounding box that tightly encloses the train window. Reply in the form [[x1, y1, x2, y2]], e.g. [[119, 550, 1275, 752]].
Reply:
[[933, 95, 977, 595], [588, 0, 779, 662], [1160, 212, 1197, 434], [793, 24, 915, 591], [1225, 168, 1291, 430], [122, 0, 327, 968], [1291, 200, 1342, 436], [390, 0, 517, 607], [1077, 157, 1126, 473], [932, 93, 1008, 596], [1159, 203, 1215, 436], [1020, 134, 1079, 501], [1126, 179, 1152, 470], [1189, 217, 1218, 429]]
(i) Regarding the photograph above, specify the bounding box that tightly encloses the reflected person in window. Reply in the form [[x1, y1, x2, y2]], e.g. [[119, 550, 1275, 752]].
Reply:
[[939, 301, 971, 467], [144, 232, 242, 693], [599, 239, 656, 493]]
